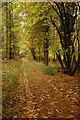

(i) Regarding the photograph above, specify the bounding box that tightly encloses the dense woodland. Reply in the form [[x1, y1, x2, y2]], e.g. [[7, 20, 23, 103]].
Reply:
[[1, 1, 80, 119], [1, 2, 80, 75]]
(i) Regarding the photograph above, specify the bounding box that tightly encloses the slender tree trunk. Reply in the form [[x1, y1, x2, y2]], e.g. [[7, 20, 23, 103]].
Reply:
[[9, 7, 12, 59], [38, 45, 40, 62], [6, 2, 8, 58], [77, 30, 80, 67], [13, 44, 15, 60], [44, 40, 49, 66], [2, 6, 4, 43], [53, 53, 56, 62], [46, 39, 49, 66], [30, 48, 36, 60], [33, 53, 36, 60], [44, 42, 46, 64], [2, 6, 4, 59], [12, 8, 14, 59], [44, 26, 49, 66], [56, 51, 64, 69]]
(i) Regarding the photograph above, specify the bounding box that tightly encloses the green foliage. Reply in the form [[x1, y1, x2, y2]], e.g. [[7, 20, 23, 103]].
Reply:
[[32, 60, 59, 76], [32, 61, 45, 70], [43, 62, 59, 75], [2, 2, 79, 75], [19, 52, 26, 58], [2, 60, 23, 118], [43, 66, 54, 75], [12, 27, 20, 32]]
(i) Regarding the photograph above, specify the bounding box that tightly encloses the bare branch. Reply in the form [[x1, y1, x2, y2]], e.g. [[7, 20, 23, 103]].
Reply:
[[50, 17, 63, 49], [49, 2, 60, 18]]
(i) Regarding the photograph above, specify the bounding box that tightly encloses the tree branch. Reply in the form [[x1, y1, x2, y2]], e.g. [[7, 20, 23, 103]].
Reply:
[[49, 2, 60, 18], [56, 51, 64, 69], [49, 2, 66, 50], [50, 16, 63, 49]]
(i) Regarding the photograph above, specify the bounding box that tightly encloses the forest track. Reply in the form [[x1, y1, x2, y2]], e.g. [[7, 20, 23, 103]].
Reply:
[[16, 59, 79, 119], [16, 61, 38, 118], [22, 61, 38, 118]]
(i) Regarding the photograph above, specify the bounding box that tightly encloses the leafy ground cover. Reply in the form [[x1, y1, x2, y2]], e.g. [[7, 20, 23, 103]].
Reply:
[[24, 59, 79, 119], [2, 60, 23, 118], [2, 59, 79, 119]]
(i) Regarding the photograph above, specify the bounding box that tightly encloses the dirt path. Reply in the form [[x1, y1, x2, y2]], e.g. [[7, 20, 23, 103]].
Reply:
[[13, 61, 38, 118], [17, 60, 79, 119]]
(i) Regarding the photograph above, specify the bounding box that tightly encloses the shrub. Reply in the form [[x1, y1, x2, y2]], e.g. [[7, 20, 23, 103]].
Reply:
[[43, 66, 54, 76]]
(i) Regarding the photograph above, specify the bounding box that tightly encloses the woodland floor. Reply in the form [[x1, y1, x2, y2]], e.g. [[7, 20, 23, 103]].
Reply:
[[2, 58, 79, 119]]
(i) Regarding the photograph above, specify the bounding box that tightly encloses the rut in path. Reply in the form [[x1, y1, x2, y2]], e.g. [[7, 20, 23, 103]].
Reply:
[[15, 61, 38, 118]]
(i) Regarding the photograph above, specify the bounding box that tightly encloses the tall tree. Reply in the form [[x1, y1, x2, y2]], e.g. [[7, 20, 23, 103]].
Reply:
[[50, 2, 78, 75], [9, 3, 12, 59], [6, 2, 8, 58]]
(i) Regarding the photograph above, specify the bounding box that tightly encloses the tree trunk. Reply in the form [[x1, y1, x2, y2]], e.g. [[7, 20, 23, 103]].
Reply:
[[9, 7, 12, 59], [44, 39, 49, 66], [30, 48, 36, 60], [77, 30, 80, 67], [46, 39, 49, 66], [6, 2, 8, 58], [53, 53, 56, 62], [13, 44, 15, 60], [2, 6, 4, 59], [38, 44, 40, 62], [33, 54, 36, 60], [56, 51, 64, 69], [50, 2, 77, 76], [44, 26, 49, 66], [44, 42, 46, 64]]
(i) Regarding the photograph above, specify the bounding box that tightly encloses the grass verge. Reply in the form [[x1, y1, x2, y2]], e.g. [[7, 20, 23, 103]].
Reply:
[[2, 59, 23, 118], [24, 60, 34, 81], [31, 60, 59, 76]]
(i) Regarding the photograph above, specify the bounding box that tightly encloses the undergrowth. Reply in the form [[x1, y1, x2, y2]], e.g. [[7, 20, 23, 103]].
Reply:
[[2, 60, 23, 118], [32, 60, 59, 76], [24, 61, 34, 81]]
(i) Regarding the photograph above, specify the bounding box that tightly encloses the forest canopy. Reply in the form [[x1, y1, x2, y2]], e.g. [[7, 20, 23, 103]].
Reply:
[[1, 1, 80, 76]]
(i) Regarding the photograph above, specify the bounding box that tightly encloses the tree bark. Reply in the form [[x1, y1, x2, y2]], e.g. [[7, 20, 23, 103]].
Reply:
[[46, 39, 49, 66], [50, 2, 77, 76], [6, 2, 8, 58], [44, 42, 46, 64], [77, 30, 80, 67], [38, 44, 40, 62], [56, 51, 64, 69], [44, 39, 49, 66], [9, 6, 12, 59], [30, 48, 36, 60]]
